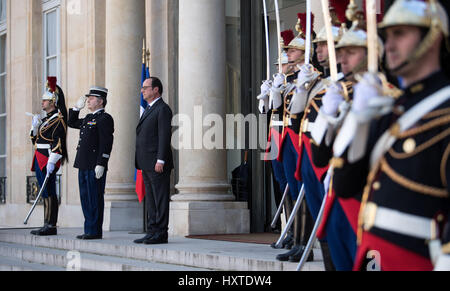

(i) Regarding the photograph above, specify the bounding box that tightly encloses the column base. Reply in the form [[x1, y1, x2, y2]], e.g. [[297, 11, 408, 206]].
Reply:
[[103, 201, 143, 232], [169, 201, 250, 236]]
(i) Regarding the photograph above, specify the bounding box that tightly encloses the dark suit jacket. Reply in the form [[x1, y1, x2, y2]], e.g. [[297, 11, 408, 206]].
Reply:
[[68, 109, 114, 171], [135, 98, 174, 172]]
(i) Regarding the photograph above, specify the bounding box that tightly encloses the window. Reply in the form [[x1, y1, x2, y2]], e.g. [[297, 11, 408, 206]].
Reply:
[[0, 0, 6, 204], [0, 0, 6, 24], [43, 1, 60, 81]]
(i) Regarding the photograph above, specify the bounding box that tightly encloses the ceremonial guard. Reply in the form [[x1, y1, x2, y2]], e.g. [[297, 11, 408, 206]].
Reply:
[[258, 30, 296, 249], [273, 13, 315, 262], [68, 87, 114, 240], [331, 0, 450, 271], [30, 77, 68, 236], [291, 0, 350, 270]]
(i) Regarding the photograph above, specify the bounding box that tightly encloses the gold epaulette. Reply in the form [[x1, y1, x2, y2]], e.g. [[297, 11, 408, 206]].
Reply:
[[379, 74, 403, 99]]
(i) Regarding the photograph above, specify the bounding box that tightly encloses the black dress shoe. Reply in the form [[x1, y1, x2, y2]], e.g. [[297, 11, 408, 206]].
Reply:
[[144, 232, 168, 245], [76, 234, 86, 240], [288, 246, 314, 262], [81, 234, 102, 240], [134, 233, 154, 244], [276, 245, 301, 261]]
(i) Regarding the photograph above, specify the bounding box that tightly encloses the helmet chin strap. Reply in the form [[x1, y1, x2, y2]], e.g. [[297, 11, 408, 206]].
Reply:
[[390, 9, 443, 75], [344, 56, 368, 81]]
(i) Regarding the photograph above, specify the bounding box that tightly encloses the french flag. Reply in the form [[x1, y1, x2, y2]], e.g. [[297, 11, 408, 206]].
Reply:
[[136, 62, 150, 203]]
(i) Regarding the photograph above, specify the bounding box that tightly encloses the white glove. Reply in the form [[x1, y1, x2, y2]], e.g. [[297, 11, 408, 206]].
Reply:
[[352, 73, 382, 113], [32, 114, 42, 128], [95, 165, 105, 180], [31, 114, 42, 136], [257, 80, 272, 113], [46, 162, 56, 175], [76, 96, 87, 110], [259, 80, 272, 97], [297, 64, 318, 89], [272, 73, 285, 88], [269, 86, 283, 110], [289, 87, 308, 115], [322, 83, 344, 117]]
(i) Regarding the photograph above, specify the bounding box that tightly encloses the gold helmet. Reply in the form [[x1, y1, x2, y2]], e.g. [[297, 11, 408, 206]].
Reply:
[[379, 0, 448, 37], [42, 77, 59, 105], [314, 26, 343, 44], [379, 0, 449, 73], [335, 0, 367, 49]]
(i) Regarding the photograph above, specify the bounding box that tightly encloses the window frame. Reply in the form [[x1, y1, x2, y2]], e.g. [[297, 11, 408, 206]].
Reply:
[[42, 0, 61, 85]]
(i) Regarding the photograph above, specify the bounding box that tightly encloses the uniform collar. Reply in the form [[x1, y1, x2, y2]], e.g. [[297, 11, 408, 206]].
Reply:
[[46, 109, 59, 118], [396, 70, 450, 111], [92, 108, 105, 115]]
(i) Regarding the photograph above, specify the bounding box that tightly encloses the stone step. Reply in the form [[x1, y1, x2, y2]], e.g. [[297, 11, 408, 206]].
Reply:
[[0, 229, 325, 271], [0, 255, 65, 271], [0, 242, 209, 271]]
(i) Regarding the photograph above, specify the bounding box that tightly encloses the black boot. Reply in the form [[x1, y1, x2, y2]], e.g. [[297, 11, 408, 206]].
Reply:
[[288, 246, 314, 262], [288, 200, 314, 263], [271, 195, 294, 249], [320, 242, 336, 271], [271, 232, 293, 249], [276, 245, 302, 261], [31, 197, 58, 236], [276, 198, 303, 262], [35, 224, 57, 236]]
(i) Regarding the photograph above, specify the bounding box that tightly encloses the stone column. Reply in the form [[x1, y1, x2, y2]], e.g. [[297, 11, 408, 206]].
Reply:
[[103, 0, 145, 231], [170, 0, 249, 236]]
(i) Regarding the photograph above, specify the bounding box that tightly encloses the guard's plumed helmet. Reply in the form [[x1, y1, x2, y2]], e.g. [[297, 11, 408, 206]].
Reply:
[[378, 0, 449, 73], [379, 0, 448, 37], [284, 13, 314, 51], [42, 77, 59, 105], [314, 0, 349, 44]]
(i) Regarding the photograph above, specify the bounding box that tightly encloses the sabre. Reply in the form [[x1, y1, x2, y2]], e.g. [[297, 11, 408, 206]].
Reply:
[[296, 170, 333, 271], [296, 192, 328, 271], [271, 185, 290, 229], [274, 0, 282, 74], [274, 185, 305, 248], [263, 0, 271, 80], [24, 174, 50, 225], [320, 0, 339, 82], [305, 0, 312, 65], [366, 0, 379, 74]]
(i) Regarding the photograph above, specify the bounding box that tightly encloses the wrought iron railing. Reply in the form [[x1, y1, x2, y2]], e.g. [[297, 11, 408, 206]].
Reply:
[[0, 177, 5, 204], [26, 175, 61, 205]]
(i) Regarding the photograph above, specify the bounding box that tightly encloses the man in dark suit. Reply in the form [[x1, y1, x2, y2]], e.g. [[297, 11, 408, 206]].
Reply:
[[134, 77, 174, 245], [68, 87, 114, 240]]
